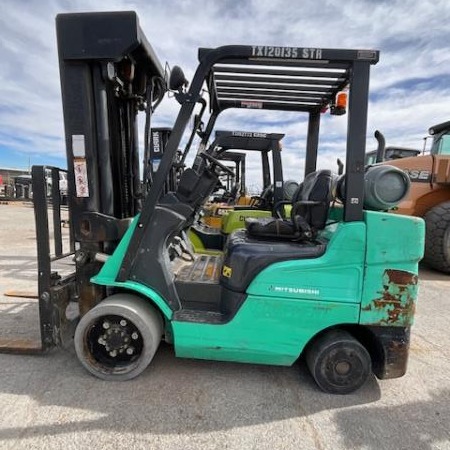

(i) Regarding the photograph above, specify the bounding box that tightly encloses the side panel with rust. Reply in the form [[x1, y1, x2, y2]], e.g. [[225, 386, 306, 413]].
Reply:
[[360, 211, 425, 327]]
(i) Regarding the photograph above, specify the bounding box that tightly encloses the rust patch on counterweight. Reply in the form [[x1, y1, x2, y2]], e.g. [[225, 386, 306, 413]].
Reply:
[[362, 270, 418, 326], [385, 269, 418, 287]]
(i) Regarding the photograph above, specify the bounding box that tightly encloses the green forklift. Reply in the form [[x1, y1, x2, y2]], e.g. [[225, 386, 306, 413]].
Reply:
[[10, 12, 424, 395], [190, 130, 298, 252]]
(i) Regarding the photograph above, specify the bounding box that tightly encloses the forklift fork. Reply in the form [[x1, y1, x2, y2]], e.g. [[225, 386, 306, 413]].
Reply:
[[0, 166, 77, 354]]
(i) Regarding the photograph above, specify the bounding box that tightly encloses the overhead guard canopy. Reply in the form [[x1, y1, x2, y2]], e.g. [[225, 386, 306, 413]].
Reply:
[[212, 130, 284, 153], [199, 46, 378, 114]]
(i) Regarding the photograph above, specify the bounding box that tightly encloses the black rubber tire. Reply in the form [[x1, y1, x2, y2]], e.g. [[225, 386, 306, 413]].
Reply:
[[423, 201, 450, 274], [306, 330, 371, 395], [74, 294, 163, 381]]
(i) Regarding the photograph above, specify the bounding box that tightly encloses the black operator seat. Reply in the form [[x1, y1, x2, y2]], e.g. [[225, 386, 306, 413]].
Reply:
[[220, 170, 333, 293], [246, 170, 333, 241], [234, 179, 299, 210]]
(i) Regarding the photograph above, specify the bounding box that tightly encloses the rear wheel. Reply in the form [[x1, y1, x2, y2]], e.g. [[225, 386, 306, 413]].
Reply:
[[423, 201, 450, 274], [74, 294, 163, 381], [306, 330, 371, 394]]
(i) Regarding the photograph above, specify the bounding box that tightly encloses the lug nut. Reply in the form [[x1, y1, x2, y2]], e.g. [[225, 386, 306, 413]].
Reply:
[[109, 350, 117, 357], [102, 321, 110, 330], [131, 332, 139, 340], [120, 319, 127, 327], [126, 347, 134, 355]]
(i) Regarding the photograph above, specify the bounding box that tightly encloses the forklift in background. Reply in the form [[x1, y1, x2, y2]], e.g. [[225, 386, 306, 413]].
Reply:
[[210, 151, 246, 204], [369, 124, 450, 273], [189, 130, 299, 252], [2, 12, 424, 395], [147, 127, 184, 195], [204, 130, 299, 214]]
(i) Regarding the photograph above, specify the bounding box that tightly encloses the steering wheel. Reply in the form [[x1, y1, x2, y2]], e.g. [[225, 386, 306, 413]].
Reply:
[[199, 152, 235, 176]]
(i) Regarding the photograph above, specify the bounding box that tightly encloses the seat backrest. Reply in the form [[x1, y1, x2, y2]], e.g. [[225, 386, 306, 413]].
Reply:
[[291, 170, 333, 231], [176, 167, 218, 208], [283, 179, 299, 201]]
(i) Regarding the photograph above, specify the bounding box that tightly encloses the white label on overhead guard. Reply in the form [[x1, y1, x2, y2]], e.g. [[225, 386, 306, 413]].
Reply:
[[241, 101, 263, 109], [250, 46, 323, 60], [232, 131, 268, 138], [72, 135, 86, 157], [74, 158, 89, 198], [275, 181, 283, 187]]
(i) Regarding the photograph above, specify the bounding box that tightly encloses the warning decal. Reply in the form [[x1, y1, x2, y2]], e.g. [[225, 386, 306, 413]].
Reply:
[[74, 158, 89, 198]]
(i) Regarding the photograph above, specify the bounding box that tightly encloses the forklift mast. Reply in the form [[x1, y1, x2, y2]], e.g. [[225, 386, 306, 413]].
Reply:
[[55, 12, 166, 313]]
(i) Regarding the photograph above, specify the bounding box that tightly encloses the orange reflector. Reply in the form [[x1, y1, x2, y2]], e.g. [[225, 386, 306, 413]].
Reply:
[[336, 92, 348, 109]]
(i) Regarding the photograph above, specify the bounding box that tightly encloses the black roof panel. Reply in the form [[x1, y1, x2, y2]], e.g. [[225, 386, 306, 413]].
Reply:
[[198, 45, 379, 113]]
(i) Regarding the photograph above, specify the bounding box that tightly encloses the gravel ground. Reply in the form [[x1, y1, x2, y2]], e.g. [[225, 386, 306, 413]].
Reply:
[[0, 204, 449, 450]]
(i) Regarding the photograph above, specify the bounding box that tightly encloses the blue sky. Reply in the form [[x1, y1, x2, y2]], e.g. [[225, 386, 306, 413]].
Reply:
[[1, 0, 450, 187]]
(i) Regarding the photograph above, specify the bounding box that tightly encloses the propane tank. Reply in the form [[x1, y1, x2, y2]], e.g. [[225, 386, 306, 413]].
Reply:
[[337, 165, 410, 210]]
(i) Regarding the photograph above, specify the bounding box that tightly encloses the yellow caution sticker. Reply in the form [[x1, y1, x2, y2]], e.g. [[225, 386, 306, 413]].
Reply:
[[222, 266, 232, 278]]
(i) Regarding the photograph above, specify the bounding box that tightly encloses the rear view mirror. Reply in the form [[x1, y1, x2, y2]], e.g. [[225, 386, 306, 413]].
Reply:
[[169, 66, 188, 92], [337, 158, 344, 175]]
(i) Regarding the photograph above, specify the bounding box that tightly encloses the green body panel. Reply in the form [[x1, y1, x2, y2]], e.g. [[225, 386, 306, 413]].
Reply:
[[174, 221, 365, 365], [91, 207, 424, 367], [360, 212, 425, 326], [221, 209, 271, 234], [92, 215, 138, 282], [173, 296, 360, 365], [188, 228, 205, 251], [188, 229, 222, 255], [174, 213, 424, 365], [91, 216, 173, 320], [248, 222, 365, 304]]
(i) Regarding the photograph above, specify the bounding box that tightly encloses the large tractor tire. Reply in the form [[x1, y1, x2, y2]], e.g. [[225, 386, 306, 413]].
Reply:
[[423, 201, 450, 274], [74, 294, 163, 381]]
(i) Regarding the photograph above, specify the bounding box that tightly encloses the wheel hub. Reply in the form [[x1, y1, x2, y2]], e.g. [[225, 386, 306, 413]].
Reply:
[[335, 360, 351, 375], [93, 316, 141, 359]]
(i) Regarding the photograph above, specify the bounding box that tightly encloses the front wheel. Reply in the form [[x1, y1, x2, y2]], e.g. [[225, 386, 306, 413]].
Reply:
[[305, 330, 371, 394], [74, 294, 163, 381]]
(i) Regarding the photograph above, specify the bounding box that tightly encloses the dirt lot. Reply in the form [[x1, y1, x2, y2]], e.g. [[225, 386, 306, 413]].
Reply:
[[0, 204, 449, 450]]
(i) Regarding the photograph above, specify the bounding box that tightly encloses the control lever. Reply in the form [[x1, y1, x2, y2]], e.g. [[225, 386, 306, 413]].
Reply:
[[170, 239, 183, 258], [174, 235, 195, 261]]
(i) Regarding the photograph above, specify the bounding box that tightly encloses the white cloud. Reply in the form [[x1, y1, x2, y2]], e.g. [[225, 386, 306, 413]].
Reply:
[[1, 0, 449, 186]]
